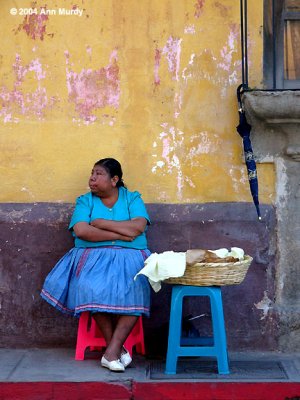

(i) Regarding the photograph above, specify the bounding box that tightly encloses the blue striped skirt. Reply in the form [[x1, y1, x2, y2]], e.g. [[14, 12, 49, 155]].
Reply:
[[40, 247, 151, 317]]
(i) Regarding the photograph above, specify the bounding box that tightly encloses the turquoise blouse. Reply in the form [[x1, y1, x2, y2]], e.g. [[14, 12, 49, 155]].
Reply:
[[69, 187, 150, 249]]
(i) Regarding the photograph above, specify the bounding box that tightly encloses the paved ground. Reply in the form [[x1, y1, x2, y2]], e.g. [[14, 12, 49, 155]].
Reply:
[[1, 349, 300, 399], [1, 348, 300, 382]]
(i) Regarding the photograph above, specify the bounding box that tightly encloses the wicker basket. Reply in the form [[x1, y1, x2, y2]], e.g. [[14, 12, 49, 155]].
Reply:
[[165, 255, 253, 286]]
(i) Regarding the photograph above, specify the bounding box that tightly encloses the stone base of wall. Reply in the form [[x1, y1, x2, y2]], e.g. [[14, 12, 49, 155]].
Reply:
[[0, 202, 279, 353]]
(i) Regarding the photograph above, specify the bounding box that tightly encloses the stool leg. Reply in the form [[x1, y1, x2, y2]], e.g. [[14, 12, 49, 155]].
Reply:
[[165, 286, 183, 374], [135, 317, 146, 355], [210, 288, 230, 374], [75, 312, 89, 361]]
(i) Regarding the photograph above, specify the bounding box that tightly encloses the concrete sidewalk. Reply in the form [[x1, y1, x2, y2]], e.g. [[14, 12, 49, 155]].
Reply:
[[1, 348, 300, 382], [1, 348, 300, 399]]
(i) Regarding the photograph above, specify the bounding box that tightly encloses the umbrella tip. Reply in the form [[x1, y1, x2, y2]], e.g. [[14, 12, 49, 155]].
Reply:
[[258, 216, 262, 221]]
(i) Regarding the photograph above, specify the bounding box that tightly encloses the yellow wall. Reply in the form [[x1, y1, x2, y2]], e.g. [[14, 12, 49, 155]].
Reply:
[[0, 0, 274, 203]]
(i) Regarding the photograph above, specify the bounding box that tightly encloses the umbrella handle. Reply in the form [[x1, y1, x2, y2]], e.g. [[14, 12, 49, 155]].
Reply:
[[237, 84, 245, 112]]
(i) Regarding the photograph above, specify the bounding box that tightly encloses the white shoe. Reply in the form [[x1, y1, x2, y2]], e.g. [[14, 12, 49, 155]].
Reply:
[[101, 356, 125, 372], [120, 348, 132, 367]]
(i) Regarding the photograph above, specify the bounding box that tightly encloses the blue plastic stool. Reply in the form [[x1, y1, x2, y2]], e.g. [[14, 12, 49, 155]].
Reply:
[[165, 285, 230, 374]]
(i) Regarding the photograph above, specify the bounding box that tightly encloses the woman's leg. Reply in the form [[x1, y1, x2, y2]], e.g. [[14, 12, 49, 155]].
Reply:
[[104, 315, 138, 361], [93, 312, 115, 346]]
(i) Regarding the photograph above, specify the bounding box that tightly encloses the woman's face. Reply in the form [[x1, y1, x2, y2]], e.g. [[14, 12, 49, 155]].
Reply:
[[89, 165, 118, 195]]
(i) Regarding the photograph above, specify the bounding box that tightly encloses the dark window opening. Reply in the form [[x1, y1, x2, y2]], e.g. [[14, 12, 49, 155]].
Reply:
[[264, 0, 300, 89]]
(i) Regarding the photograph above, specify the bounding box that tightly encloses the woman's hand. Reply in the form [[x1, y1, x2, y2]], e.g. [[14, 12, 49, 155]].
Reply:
[[119, 234, 135, 242], [90, 219, 106, 229]]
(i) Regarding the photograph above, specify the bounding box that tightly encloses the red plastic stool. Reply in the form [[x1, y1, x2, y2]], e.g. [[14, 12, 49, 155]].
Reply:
[[75, 312, 146, 360]]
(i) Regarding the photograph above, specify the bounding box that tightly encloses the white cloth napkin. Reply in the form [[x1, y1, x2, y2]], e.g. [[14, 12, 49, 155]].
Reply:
[[134, 251, 186, 292], [210, 247, 244, 260]]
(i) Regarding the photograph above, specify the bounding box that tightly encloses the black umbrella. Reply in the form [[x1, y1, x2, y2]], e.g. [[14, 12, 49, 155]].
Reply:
[[236, 85, 261, 220]]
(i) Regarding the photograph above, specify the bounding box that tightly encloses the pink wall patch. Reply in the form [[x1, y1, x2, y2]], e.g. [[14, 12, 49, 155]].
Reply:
[[194, 0, 205, 18], [65, 50, 120, 124], [162, 37, 182, 81], [15, 13, 49, 40], [154, 37, 182, 85], [0, 54, 56, 122]]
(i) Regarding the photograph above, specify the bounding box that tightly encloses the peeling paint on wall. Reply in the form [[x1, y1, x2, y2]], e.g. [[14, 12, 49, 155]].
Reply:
[[154, 26, 239, 126], [184, 25, 196, 35], [152, 125, 220, 199], [154, 36, 183, 117], [152, 124, 185, 199], [217, 25, 240, 95], [183, 28, 239, 96], [254, 291, 273, 320], [0, 54, 56, 122], [65, 49, 120, 125], [188, 131, 219, 156], [148, 20, 243, 199], [228, 166, 248, 194], [194, 0, 205, 18], [86, 45, 92, 59], [21, 187, 35, 199], [153, 22, 239, 130], [182, 53, 196, 84], [15, 12, 49, 40], [161, 36, 182, 81], [174, 91, 183, 119], [218, 29, 238, 72]]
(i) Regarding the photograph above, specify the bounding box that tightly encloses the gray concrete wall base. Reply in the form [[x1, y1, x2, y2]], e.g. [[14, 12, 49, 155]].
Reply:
[[243, 90, 300, 351], [276, 305, 300, 352]]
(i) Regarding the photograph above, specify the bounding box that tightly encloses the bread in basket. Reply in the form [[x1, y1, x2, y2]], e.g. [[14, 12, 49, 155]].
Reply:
[[165, 248, 253, 286]]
